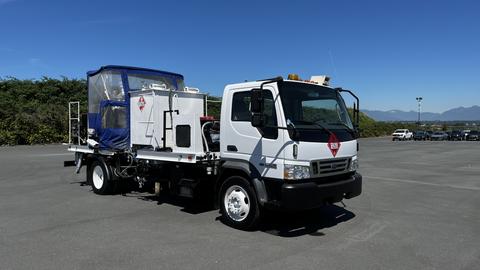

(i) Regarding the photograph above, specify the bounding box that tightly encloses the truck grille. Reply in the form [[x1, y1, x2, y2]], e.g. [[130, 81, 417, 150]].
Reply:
[[311, 158, 350, 177]]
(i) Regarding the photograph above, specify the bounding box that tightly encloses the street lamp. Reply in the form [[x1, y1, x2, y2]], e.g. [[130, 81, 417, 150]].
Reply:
[[416, 97, 423, 126]]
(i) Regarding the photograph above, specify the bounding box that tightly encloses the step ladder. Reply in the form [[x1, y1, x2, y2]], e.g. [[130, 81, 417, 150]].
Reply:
[[68, 101, 81, 145]]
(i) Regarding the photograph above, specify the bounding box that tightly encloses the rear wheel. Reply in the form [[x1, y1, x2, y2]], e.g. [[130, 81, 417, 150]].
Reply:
[[219, 176, 260, 230], [88, 159, 117, 195]]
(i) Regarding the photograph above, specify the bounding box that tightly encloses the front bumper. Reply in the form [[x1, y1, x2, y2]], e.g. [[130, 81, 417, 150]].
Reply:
[[264, 173, 362, 210]]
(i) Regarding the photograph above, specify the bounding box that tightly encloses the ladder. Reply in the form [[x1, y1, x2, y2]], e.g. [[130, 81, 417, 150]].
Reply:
[[68, 101, 81, 145]]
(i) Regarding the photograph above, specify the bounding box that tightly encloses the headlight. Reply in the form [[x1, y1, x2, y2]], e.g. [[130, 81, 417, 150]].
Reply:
[[284, 164, 310, 180], [350, 158, 359, 171]]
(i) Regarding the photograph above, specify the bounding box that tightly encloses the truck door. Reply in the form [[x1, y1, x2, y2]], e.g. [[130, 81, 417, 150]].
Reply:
[[222, 86, 285, 179], [99, 100, 129, 150], [88, 70, 129, 150]]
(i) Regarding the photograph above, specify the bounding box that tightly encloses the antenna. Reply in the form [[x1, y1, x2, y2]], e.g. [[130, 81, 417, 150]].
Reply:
[[328, 50, 339, 81]]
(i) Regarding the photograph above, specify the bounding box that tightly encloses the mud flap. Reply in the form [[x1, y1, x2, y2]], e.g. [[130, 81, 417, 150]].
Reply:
[[75, 152, 84, 174]]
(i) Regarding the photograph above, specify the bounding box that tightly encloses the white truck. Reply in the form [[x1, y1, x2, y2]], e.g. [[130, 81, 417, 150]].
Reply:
[[66, 66, 362, 230], [391, 129, 413, 141]]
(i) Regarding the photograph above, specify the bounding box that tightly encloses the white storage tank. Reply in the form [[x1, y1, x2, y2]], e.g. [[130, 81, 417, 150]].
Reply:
[[130, 87, 205, 155]]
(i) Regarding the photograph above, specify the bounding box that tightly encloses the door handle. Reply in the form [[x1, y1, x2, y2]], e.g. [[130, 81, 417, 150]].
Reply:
[[227, 145, 238, 152]]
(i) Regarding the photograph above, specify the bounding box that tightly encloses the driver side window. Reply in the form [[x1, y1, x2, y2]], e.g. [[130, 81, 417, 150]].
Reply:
[[231, 90, 278, 139]]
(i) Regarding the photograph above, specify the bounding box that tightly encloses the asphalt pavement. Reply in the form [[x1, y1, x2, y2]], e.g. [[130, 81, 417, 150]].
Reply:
[[0, 138, 479, 270]]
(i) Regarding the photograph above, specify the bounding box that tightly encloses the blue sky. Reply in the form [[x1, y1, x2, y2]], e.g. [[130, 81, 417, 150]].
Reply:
[[1, 0, 479, 113]]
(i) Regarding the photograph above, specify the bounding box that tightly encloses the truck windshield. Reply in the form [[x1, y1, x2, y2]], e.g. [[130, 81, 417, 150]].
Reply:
[[278, 81, 355, 142]]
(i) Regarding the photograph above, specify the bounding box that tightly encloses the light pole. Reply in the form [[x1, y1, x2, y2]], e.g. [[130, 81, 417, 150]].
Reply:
[[416, 97, 423, 126]]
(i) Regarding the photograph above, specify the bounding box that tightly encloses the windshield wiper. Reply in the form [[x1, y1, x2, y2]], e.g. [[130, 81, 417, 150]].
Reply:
[[328, 122, 354, 131], [313, 122, 335, 136], [327, 122, 357, 137], [293, 120, 335, 136], [269, 120, 336, 138]]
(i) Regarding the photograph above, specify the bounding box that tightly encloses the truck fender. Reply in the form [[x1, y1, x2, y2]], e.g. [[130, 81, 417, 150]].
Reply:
[[217, 159, 268, 205]]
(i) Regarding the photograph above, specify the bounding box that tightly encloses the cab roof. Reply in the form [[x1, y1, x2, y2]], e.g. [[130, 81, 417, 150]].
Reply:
[[225, 79, 333, 91], [87, 65, 184, 79]]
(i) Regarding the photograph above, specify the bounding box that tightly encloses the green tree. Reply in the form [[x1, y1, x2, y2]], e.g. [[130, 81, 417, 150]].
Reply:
[[0, 77, 87, 145]]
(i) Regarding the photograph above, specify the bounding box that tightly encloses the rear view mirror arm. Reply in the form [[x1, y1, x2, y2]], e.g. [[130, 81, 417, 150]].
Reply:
[[336, 88, 360, 134], [259, 76, 283, 90]]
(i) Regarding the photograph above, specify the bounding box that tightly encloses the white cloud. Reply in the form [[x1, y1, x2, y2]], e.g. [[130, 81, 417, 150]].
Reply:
[[28, 58, 49, 69], [0, 0, 17, 6], [0, 47, 15, 52], [78, 18, 131, 26], [28, 58, 40, 65]]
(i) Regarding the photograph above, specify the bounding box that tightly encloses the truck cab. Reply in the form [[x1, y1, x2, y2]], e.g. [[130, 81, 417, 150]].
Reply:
[[217, 76, 362, 228]]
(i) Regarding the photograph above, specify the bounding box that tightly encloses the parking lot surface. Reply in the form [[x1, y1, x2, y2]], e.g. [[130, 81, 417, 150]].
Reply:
[[0, 138, 479, 269]]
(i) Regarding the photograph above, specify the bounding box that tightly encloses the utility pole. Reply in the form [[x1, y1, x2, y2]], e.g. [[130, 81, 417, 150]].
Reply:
[[416, 97, 423, 126]]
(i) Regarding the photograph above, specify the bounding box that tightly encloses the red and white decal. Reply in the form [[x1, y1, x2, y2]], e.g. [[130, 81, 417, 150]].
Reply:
[[327, 133, 341, 157], [138, 96, 146, 111]]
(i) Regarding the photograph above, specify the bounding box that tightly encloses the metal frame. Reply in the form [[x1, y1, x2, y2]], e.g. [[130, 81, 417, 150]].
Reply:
[[205, 97, 222, 116], [136, 150, 200, 164], [68, 101, 80, 145]]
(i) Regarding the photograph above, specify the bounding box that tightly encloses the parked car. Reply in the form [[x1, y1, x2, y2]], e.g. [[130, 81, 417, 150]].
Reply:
[[392, 129, 413, 141], [430, 131, 448, 141], [466, 130, 479, 141], [449, 130, 462, 141], [445, 131, 452, 140], [425, 130, 433, 140], [462, 130, 471, 140], [413, 131, 428, 141]]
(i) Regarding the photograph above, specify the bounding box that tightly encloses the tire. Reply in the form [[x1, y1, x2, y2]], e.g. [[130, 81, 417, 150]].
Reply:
[[219, 176, 260, 230], [87, 158, 117, 195]]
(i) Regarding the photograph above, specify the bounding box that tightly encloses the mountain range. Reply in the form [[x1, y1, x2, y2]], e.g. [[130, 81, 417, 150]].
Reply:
[[362, 106, 480, 121]]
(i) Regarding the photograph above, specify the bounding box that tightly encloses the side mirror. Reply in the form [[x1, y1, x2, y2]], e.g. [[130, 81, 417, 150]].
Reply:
[[251, 113, 264, 127], [288, 128, 300, 141], [250, 88, 264, 127], [250, 88, 263, 113]]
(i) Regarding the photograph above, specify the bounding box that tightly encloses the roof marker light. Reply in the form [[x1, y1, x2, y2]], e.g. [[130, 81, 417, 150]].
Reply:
[[288, 74, 301, 80], [310, 75, 330, 86]]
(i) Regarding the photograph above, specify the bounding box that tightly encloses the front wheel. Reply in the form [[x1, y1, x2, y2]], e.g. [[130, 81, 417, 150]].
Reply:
[[219, 176, 260, 230]]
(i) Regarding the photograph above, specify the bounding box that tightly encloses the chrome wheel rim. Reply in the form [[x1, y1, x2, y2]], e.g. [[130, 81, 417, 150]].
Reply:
[[224, 185, 250, 222], [92, 165, 104, 190]]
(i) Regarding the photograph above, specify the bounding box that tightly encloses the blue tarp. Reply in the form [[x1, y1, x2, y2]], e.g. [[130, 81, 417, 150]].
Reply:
[[87, 65, 184, 151]]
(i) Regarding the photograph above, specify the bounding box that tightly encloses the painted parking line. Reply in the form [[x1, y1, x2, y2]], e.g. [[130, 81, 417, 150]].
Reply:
[[29, 153, 73, 157], [366, 175, 480, 191]]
